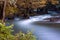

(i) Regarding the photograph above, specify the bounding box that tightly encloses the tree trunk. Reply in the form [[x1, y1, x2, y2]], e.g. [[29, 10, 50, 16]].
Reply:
[[2, 0, 6, 23]]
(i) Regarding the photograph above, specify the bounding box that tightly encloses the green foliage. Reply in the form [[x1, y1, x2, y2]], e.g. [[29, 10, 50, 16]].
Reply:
[[0, 23, 14, 40], [15, 31, 36, 40], [0, 20, 2, 23], [0, 23, 36, 40]]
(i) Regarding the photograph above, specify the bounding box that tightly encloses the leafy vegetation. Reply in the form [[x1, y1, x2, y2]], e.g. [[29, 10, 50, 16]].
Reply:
[[5, 4, 18, 16], [0, 23, 36, 40], [0, 23, 14, 40], [15, 32, 36, 40]]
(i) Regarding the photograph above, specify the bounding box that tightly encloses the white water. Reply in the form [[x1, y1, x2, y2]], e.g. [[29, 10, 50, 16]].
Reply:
[[13, 15, 60, 40]]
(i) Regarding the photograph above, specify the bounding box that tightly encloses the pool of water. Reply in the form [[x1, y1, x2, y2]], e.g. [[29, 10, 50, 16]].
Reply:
[[6, 14, 60, 40]]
